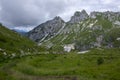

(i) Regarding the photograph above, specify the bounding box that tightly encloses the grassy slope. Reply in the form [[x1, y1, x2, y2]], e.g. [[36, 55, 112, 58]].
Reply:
[[0, 24, 37, 62], [0, 48, 120, 80]]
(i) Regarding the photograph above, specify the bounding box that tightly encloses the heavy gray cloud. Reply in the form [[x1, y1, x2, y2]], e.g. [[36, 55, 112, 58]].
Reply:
[[0, 0, 120, 31]]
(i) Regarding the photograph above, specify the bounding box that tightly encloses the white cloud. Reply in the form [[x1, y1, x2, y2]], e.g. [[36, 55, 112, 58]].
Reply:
[[118, 5, 120, 8], [101, 0, 113, 4], [0, 0, 120, 31], [11, 26, 35, 32]]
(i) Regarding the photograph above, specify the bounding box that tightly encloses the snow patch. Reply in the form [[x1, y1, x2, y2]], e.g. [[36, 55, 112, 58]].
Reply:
[[114, 21, 120, 25], [117, 38, 120, 40], [64, 43, 75, 52]]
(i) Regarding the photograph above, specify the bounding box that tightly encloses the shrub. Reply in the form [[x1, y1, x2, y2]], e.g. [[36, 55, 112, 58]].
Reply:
[[97, 57, 104, 65]]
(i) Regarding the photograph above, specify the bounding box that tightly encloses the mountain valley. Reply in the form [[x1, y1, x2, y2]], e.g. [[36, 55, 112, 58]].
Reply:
[[0, 10, 120, 80]]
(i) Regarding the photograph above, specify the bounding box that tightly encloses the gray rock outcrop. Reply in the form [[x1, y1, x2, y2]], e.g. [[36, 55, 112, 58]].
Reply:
[[27, 16, 65, 42], [69, 10, 89, 23]]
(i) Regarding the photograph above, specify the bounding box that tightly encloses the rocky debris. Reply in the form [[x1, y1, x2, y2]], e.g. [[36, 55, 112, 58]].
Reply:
[[69, 10, 89, 23], [94, 35, 103, 48], [28, 16, 65, 42]]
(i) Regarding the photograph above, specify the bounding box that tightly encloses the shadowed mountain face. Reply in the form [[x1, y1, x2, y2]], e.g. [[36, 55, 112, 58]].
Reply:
[[27, 16, 65, 42], [27, 10, 120, 51]]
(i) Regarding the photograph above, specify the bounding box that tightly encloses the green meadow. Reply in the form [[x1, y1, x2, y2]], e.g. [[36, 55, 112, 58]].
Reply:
[[0, 48, 120, 80]]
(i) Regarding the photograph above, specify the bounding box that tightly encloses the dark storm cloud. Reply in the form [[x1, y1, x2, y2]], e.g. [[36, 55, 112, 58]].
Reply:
[[0, 0, 120, 31]]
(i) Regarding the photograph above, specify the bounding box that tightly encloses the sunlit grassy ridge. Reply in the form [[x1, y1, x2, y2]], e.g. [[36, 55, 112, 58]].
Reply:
[[0, 24, 38, 62], [0, 48, 120, 80]]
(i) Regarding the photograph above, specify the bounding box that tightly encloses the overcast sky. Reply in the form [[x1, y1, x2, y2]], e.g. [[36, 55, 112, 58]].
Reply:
[[0, 0, 120, 32]]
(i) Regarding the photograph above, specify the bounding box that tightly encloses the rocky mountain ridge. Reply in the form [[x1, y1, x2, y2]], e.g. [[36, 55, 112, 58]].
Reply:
[[27, 10, 120, 52], [28, 16, 65, 42]]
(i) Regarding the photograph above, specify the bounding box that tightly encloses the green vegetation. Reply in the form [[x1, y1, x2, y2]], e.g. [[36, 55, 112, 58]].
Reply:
[[0, 13, 120, 80], [105, 28, 120, 47], [0, 48, 120, 80], [97, 57, 104, 65], [0, 25, 38, 62]]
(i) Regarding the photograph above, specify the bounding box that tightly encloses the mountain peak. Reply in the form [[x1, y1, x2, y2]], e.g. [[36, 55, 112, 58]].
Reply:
[[81, 9, 87, 14], [53, 16, 64, 22], [28, 16, 65, 42], [74, 10, 87, 16], [54, 16, 61, 20], [74, 11, 81, 16], [69, 10, 89, 23]]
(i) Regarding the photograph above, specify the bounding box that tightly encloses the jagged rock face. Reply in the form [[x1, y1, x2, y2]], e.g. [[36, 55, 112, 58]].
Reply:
[[28, 16, 65, 42], [69, 10, 89, 23]]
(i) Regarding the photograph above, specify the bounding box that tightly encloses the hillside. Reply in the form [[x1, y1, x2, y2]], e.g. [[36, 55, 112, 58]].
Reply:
[[0, 23, 37, 62]]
